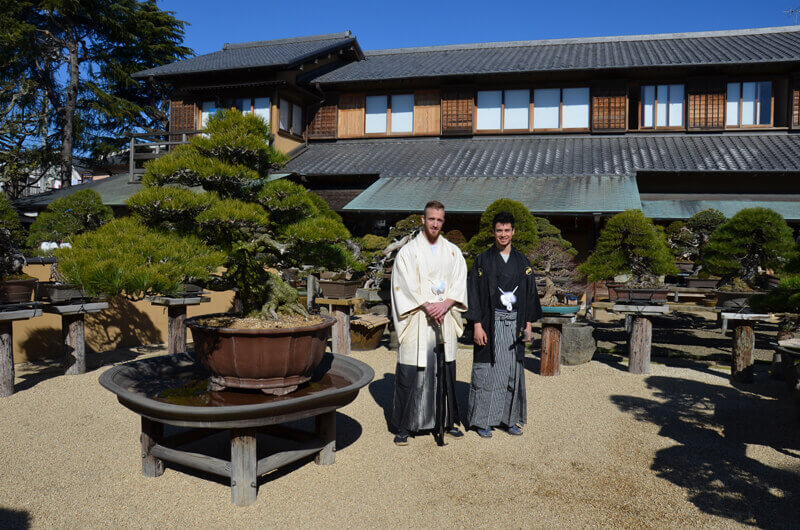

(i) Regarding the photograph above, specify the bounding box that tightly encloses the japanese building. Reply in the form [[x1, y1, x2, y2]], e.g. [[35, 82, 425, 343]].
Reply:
[[127, 27, 800, 252]]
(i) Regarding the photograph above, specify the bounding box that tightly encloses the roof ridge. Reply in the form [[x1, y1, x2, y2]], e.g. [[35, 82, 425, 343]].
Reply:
[[224, 31, 352, 50], [365, 25, 800, 56]]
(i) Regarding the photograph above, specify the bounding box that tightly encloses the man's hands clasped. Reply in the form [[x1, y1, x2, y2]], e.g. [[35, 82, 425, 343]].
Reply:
[[423, 299, 455, 324]]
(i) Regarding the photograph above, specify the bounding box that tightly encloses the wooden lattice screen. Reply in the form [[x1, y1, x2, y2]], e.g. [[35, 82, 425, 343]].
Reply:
[[792, 82, 800, 129], [441, 88, 474, 135], [170, 100, 196, 132], [591, 87, 627, 131], [308, 97, 338, 139], [687, 80, 725, 130]]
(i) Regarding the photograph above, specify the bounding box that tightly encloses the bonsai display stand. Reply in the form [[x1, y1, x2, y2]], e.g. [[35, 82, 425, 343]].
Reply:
[[0, 304, 43, 397], [44, 301, 108, 375], [612, 304, 670, 375], [774, 345, 800, 418], [315, 297, 364, 355], [721, 312, 772, 383], [148, 295, 210, 354], [539, 315, 577, 376]]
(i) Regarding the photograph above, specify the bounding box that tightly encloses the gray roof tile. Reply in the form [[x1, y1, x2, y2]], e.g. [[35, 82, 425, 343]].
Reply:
[[309, 26, 800, 83], [286, 134, 800, 178], [133, 32, 357, 78]]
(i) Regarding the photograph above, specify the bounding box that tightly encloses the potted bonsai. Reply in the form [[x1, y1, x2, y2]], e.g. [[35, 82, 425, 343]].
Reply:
[[0, 196, 35, 304], [26, 189, 114, 303], [682, 209, 727, 288], [579, 209, 677, 304], [701, 207, 796, 309], [59, 110, 355, 395]]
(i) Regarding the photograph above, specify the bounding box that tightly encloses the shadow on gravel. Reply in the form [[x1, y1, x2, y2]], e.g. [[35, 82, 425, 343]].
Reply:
[[368, 372, 470, 433], [611, 375, 800, 528], [0, 508, 30, 529], [11, 344, 165, 394]]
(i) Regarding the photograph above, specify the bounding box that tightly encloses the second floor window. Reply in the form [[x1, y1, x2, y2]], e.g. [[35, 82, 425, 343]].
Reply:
[[279, 98, 304, 136], [641, 84, 684, 128], [726, 81, 772, 127], [533, 88, 589, 130], [365, 94, 415, 134], [365, 95, 388, 134], [476, 90, 530, 131]]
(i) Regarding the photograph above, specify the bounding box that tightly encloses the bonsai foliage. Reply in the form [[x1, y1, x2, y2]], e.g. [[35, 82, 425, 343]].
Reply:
[[701, 208, 796, 284], [579, 209, 677, 284], [54, 218, 222, 299], [751, 275, 800, 313], [64, 110, 352, 317], [26, 189, 113, 248], [0, 227, 25, 280], [463, 198, 539, 258], [665, 221, 694, 260], [0, 194, 24, 248], [387, 214, 423, 241]]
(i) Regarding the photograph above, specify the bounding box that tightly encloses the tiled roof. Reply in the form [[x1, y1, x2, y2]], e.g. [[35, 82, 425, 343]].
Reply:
[[133, 32, 358, 79], [13, 173, 142, 210], [286, 133, 800, 178], [309, 26, 800, 83]]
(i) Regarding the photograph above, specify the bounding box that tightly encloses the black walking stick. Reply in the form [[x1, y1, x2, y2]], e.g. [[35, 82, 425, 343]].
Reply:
[[433, 322, 446, 447]]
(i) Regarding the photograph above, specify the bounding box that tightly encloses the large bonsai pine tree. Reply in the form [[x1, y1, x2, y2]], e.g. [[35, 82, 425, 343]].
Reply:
[[58, 110, 353, 318]]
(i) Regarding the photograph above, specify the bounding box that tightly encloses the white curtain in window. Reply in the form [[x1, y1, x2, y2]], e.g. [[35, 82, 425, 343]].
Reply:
[[641, 86, 655, 128], [476, 90, 502, 130], [503, 89, 529, 130], [201, 101, 216, 128], [726, 83, 740, 126], [656, 85, 668, 127], [292, 103, 302, 134], [668, 85, 684, 127], [391, 94, 414, 133], [741, 82, 756, 126], [758, 82, 772, 125], [253, 97, 270, 124], [533, 88, 560, 129], [365, 95, 388, 133], [279, 99, 290, 130], [562, 87, 589, 128]]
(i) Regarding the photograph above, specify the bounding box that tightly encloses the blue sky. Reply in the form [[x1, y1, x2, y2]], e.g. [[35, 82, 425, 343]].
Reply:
[[160, 0, 800, 55]]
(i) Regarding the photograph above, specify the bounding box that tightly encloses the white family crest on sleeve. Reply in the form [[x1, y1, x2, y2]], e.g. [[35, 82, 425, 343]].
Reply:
[[498, 286, 518, 311]]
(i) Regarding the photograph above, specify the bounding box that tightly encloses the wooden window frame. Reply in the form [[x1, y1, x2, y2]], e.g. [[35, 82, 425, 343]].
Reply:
[[277, 94, 305, 140], [724, 80, 775, 130], [388, 93, 414, 136], [590, 87, 628, 132], [530, 85, 591, 133], [637, 84, 686, 131]]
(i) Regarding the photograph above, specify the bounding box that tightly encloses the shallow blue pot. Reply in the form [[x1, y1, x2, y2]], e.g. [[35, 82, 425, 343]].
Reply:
[[541, 305, 581, 315]]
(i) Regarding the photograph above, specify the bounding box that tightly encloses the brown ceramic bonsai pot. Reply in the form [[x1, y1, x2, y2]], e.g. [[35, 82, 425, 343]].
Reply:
[[606, 283, 669, 304], [35, 282, 90, 304], [0, 278, 37, 304], [685, 278, 720, 289], [186, 314, 336, 395], [318, 278, 361, 299]]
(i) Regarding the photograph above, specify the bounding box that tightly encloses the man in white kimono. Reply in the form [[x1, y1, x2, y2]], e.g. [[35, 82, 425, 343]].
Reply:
[[390, 200, 468, 445]]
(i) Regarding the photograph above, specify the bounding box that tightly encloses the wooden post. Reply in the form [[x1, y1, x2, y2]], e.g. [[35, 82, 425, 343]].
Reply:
[[230, 429, 258, 506], [315, 411, 336, 465], [540, 324, 561, 376], [306, 275, 318, 313], [167, 305, 187, 355], [624, 315, 632, 334], [732, 322, 755, 383], [629, 316, 652, 374], [63, 314, 86, 375], [141, 417, 164, 477], [0, 321, 13, 397], [331, 309, 350, 355]]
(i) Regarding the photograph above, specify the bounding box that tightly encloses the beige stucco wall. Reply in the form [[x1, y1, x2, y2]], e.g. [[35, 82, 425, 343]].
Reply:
[[13, 264, 235, 364]]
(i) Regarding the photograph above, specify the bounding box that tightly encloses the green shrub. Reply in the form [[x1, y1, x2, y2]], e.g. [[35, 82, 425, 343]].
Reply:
[[579, 209, 677, 283], [0, 194, 25, 248], [463, 198, 539, 258], [26, 189, 112, 249], [701, 207, 796, 283]]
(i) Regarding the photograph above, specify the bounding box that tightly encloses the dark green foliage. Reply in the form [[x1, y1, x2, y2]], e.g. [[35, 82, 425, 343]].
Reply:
[[750, 275, 800, 313], [463, 199, 539, 258], [579, 209, 677, 283], [26, 189, 112, 248], [54, 217, 223, 299], [665, 221, 694, 259], [686, 209, 726, 245], [533, 217, 577, 257], [388, 214, 423, 241], [64, 110, 352, 317], [0, 194, 24, 248], [701, 208, 796, 283], [0, 227, 24, 280]]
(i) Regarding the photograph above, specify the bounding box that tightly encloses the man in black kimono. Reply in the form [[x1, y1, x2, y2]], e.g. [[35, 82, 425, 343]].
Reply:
[[465, 211, 542, 438]]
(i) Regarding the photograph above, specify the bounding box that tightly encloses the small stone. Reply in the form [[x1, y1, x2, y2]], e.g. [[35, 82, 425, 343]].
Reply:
[[561, 323, 596, 365]]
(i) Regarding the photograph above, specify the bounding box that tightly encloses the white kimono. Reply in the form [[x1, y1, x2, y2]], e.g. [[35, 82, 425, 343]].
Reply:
[[391, 232, 468, 367]]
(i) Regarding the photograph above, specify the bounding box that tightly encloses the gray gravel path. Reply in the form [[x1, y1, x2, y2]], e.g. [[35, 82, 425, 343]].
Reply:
[[1, 339, 798, 528]]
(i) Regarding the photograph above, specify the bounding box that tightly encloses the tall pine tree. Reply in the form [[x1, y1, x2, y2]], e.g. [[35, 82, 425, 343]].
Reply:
[[0, 0, 191, 188]]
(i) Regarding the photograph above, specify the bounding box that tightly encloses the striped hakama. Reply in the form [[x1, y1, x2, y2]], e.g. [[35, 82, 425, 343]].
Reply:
[[467, 309, 526, 430]]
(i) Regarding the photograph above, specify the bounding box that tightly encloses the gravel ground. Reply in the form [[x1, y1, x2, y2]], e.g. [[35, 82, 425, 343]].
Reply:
[[1, 328, 799, 528]]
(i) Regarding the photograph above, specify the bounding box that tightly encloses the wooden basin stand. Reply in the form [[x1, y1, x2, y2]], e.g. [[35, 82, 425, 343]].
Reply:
[[539, 315, 577, 376], [44, 301, 108, 376], [613, 304, 670, 375]]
